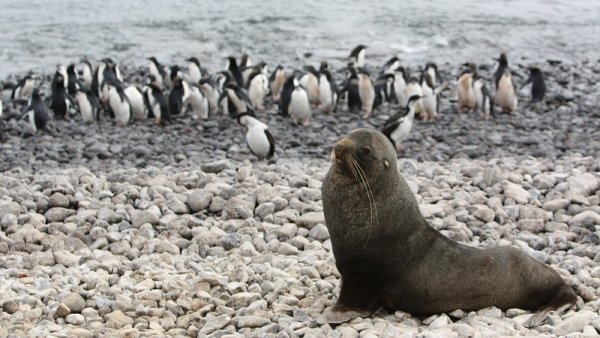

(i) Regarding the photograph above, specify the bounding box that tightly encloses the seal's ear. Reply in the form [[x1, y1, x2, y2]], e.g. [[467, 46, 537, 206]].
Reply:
[[384, 159, 390, 169]]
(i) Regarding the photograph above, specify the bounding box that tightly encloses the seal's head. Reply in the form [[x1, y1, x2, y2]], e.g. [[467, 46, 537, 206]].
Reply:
[[330, 128, 396, 185]]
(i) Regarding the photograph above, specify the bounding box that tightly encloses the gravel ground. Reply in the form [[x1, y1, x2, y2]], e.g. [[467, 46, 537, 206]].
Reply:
[[0, 58, 599, 337]]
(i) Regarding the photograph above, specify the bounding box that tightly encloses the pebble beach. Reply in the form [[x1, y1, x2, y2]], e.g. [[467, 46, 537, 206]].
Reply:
[[1, 55, 600, 338]]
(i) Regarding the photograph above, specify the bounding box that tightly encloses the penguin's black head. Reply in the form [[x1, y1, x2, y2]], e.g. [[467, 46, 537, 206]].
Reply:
[[320, 60, 329, 72], [101, 58, 115, 66], [227, 56, 238, 66], [406, 94, 422, 109], [186, 57, 200, 66], [147, 56, 159, 64], [528, 66, 542, 74], [495, 53, 508, 65], [236, 111, 256, 124], [67, 64, 76, 73], [54, 72, 64, 84], [240, 53, 250, 67], [425, 62, 437, 70], [170, 65, 182, 81], [349, 44, 367, 57], [303, 65, 318, 76]]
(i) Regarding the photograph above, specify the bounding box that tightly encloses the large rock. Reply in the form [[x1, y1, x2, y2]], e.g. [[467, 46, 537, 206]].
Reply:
[[104, 310, 134, 329], [553, 311, 596, 336], [503, 181, 529, 204], [62, 293, 86, 313], [568, 173, 599, 196], [186, 190, 212, 213], [45, 207, 75, 222], [297, 212, 325, 229], [568, 210, 600, 228], [130, 209, 159, 228]]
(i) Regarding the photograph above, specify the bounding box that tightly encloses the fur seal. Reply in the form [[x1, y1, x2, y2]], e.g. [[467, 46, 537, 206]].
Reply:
[[317, 128, 577, 325]]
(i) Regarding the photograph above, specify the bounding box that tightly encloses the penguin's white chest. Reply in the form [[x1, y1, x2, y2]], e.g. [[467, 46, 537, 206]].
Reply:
[[319, 78, 333, 107], [77, 95, 94, 122], [457, 74, 476, 108], [108, 88, 131, 125], [28, 110, 36, 132], [289, 88, 311, 121], [188, 87, 209, 119], [246, 126, 271, 158], [495, 75, 518, 111], [391, 114, 414, 146], [421, 83, 436, 115], [189, 63, 201, 84]]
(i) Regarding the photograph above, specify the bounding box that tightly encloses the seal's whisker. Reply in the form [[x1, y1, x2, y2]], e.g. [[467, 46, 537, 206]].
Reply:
[[345, 154, 359, 181], [348, 155, 378, 246]]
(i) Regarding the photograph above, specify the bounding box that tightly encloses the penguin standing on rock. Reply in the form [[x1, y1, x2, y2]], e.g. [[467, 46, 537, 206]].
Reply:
[[318, 69, 338, 114], [237, 112, 276, 160], [247, 63, 269, 110], [402, 77, 423, 116], [168, 66, 189, 116], [392, 66, 408, 105], [421, 72, 439, 120], [348, 45, 367, 68], [75, 87, 100, 123], [493, 53, 509, 89], [495, 69, 518, 113], [11, 72, 35, 101], [199, 78, 221, 116], [288, 75, 312, 126], [521, 66, 546, 103], [219, 83, 253, 118], [457, 63, 477, 113], [473, 75, 494, 120], [49, 70, 69, 119], [147, 56, 168, 89], [106, 84, 131, 125], [125, 86, 146, 121], [339, 65, 362, 114], [424, 62, 442, 87], [300, 65, 320, 106], [382, 94, 421, 152], [226, 56, 244, 87], [269, 65, 286, 101], [143, 75, 170, 124], [66, 64, 80, 96], [185, 84, 210, 120], [79, 58, 94, 89], [372, 73, 394, 111], [278, 74, 295, 116], [22, 88, 51, 133], [187, 57, 204, 84]]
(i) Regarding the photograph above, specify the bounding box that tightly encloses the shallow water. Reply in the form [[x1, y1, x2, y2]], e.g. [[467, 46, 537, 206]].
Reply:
[[0, 0, 599, 79]]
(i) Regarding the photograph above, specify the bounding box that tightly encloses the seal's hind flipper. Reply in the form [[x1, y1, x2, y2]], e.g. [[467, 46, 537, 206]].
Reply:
[[524, 285, 577, 328]]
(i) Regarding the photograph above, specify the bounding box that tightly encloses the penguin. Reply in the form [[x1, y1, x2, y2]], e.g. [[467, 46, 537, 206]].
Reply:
[[185, 84, 210, 120], [269, 65, 286, 101], [288, 75, 312, 126], [382, 94, 421, 152], [187, 57, 203, 84], [348, 45, 367, 68], [372, 73, 394, 111], [168, 65, 189, 116], [457, 63, 477, 113], [11, 72, 35, 100], [339, 65, 362, 114], [22, 88, 51, 133], [66, 64, 80, 96], [402, 77, 423, 116], [521, 66, 546, 103], [226, 56, 244, 87], [237, 112, 276, 160], [147, 56, 168, 89], [421, 71, 438, 120], [57, 65, 68, 89], [424, 62, 442, 87], [247, 63, 269, 110], [279, 74, 295, 116], [392, 66, 408, 105], [199, 77, 221, 116], [75, 87, 100, 123], [143, 76, 170, 124], [358, 70, 375, 118], [99, 63, 122, 107], [493, 53, 509, 89], [319, 60, 329, 72], [381, 56, 401, 74], [300, 65, 320, 105], [106, 84, 131, 125], [95, 58, 121, 100], [218, 83, 253, 118], [495, 69, 518, 113], [318, 69, 338, 114], [240, 53, 254, 86], [473, 75, 494, 120], [49, 70, 69, 119], [124, 85, 146, 121], [79, 58, 94, 89]]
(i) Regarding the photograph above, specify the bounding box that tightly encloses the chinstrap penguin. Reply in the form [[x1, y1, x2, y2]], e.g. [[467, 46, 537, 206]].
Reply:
[[237, 112, 276, 160], [382, 94, 422, 152]]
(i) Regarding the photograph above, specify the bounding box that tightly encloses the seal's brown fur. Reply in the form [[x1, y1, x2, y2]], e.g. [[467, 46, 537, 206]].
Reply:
[[318, 128, 576, 324]]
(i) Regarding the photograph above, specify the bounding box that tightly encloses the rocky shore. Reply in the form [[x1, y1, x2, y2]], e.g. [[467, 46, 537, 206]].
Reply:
[[0, 58, 599, 337]]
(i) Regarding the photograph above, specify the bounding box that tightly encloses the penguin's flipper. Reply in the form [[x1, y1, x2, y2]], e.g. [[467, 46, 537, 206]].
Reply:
[[381, 118, 401, 139], [265, 128, 276, 159], [519, 75, 532, 91]]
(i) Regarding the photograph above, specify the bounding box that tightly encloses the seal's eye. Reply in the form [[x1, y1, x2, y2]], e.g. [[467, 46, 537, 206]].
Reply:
[[358, 147, 371, 156]]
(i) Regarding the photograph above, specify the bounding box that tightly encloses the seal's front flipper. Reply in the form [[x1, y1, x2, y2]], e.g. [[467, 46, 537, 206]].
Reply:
[[315, 305, 370, 325]]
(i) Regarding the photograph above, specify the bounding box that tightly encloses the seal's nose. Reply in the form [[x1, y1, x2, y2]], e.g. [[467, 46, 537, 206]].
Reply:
[[334, 138, 351, 162]]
